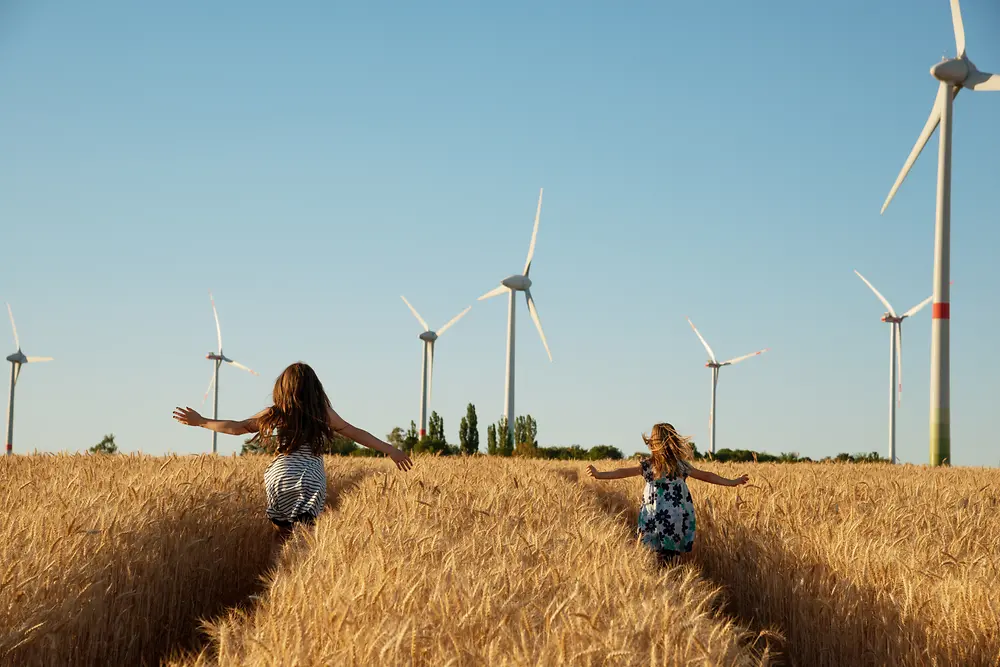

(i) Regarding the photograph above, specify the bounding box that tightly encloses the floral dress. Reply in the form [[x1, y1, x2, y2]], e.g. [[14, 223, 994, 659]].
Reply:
[[638, 458, 696, 555]]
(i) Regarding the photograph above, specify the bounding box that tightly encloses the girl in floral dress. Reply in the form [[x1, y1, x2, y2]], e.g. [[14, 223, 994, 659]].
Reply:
[[586, 422, 748, 562]]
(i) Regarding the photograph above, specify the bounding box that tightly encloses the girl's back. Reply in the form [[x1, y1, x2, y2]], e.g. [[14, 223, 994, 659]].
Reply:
[[264, 444, 326, 524], [638, 458, 696, 554]]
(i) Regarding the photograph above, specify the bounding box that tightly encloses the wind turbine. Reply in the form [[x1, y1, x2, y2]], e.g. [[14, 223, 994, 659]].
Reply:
[[5, 304, 53, 455], [854, 271, 933, 464], [686, 317, 767, 456], [880, 0, 998, 466], [399, 296, 471, 437], [477, 188, 552, 448], [202, 292, 258, 454]]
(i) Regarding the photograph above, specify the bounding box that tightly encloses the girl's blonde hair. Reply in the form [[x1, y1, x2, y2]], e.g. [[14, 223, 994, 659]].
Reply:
[[642, 422, 693, 478]]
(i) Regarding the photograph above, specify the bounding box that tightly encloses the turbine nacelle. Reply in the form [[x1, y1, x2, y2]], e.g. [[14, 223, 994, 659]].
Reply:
[[6, 352, 26, 364], [206, 353, 227, 361], [418, 331, 438, 343], [881, 314, 904, 324], [501, 275, 532, 291], [931, 57, 970, 85]]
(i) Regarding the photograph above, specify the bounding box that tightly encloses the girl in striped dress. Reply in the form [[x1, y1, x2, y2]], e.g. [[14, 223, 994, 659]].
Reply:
[[173, 362, 413, 548], [586, 422, 747, 563]]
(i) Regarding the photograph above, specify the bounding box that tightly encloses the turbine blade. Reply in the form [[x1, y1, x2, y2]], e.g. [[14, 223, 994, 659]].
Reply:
[[25, 356, 53, 363], [902, 295, 934, 319], [478, 285, 508, 301], [722, 349, 769, 366], [400, 295, 430, 332], [524, 188, 543, 276], [525, 290, 552, 362], [854, 270, 897, 316], [896, 323, 903, 406], [14, 363, 21, 385], [880, 86, 944, 215], [227, 359, 259, 376], [6, 303, 19, 351], [950, 0, 966, 57], [436, 306, 471, 337], [209, 291, 223, 353], [966, 69, 1000, 91], [686, 317, 717, 363], [202, 369, 215, 405]]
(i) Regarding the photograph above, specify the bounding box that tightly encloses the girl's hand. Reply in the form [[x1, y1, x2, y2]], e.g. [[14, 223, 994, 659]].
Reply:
[[730, 474, 750, 487], [389, 447, 413, 472], [585, 465, 602, 480], [173, 407, 206, 427]]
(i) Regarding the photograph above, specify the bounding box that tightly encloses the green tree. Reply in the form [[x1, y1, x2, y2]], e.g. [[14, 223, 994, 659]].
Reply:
[[387, 427, 406, 450], [417, 411, 449, 455], [413, 437, 451, 456], [514, 415, 538, 449], [89, 434, 118, 455], [487, 423, 497, 455], [404, 421, 420, 453], [458, 416, 470, 454], [497, 417, 512, 457], [462, 403, 479, 455], [513, 440, 540, 458], [324, 433, 358, 456], [586, 445, 623, 460], [241, 436, 267, 455], [428, 411, 446, 444]]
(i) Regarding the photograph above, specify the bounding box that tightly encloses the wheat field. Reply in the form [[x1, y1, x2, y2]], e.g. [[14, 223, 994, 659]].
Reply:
[[1, 454, 998, 666]]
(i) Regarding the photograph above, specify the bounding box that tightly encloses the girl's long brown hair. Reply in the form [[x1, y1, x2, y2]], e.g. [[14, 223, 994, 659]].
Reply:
[[249, 362, 334, 455], [643, 423, 693, 478]]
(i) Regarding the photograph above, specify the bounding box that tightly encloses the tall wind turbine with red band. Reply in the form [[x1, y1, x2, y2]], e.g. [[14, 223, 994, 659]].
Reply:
[[399, 296, 471, 438], [5, 304, 53, 455], [202, 292, 258, 454], [686, 317, 768, 456], [879, 0, 998, 466], [854, 271, 933, 464]]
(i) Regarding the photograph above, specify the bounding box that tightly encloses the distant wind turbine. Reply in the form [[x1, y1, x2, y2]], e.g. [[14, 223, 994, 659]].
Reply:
[[202, 292, 258, 454], [686, 317, 768, 456], [400, 296, 471, 437], [477, 188, 552, 448], [5, 304, 53, 455], [854, 270, 941, 464], [879, 0, 998, 466]]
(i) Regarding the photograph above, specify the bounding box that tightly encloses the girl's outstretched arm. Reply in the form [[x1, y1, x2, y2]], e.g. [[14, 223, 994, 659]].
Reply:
[[586, 464, 642, 480], [172, 407, 267, 436], [688, 467, 749, 487], [326, 405, 413, 471]]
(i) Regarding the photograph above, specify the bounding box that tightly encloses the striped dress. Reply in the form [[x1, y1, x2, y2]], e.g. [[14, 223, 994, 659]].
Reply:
[[263, 448, 327, 523]]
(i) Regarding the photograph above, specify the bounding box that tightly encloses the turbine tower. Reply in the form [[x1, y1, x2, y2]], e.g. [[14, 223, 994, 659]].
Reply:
[[854, 271, 933, 464], [202, 292, 258, 454], [880, 0, 998, 466], [399, 296, 471, 437], [477, 188, 552, 448], [686, 317, 767, 456], [5, 304, 53, 455]]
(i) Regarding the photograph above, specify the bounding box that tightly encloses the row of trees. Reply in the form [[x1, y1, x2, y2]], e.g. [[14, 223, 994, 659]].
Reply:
[[682, 447, 887, 464], [88, 427, 886, 464], [239, 404, 622, 460]]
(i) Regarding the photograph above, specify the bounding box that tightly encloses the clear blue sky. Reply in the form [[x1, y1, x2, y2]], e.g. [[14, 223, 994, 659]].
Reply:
[[2, 1, 999, 465]]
